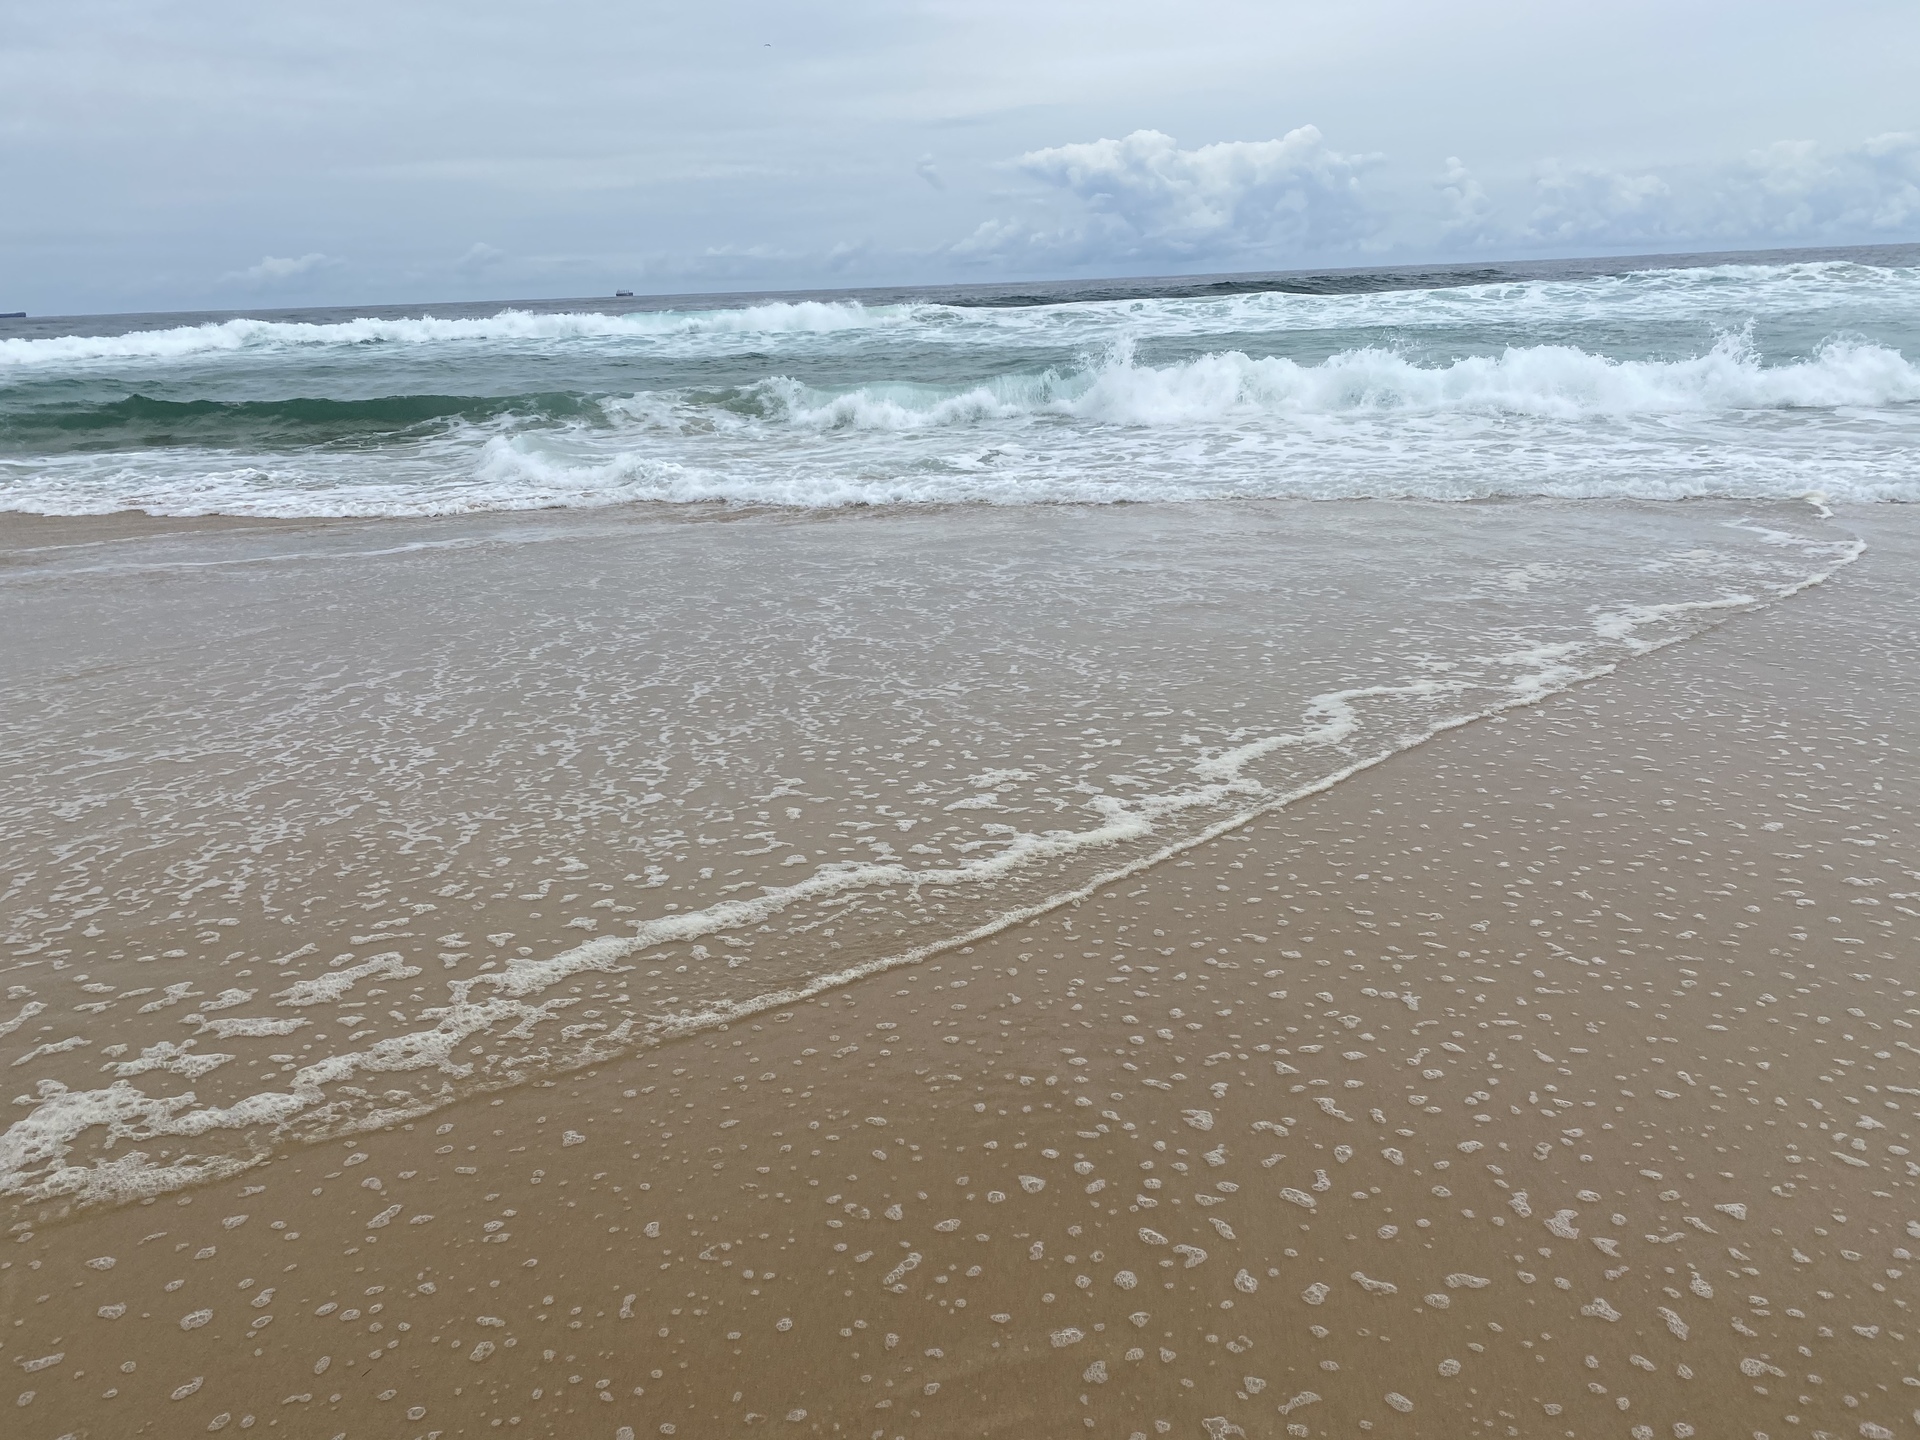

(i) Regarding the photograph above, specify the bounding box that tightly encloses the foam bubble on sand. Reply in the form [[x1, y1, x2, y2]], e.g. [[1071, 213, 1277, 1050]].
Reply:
[[106, 1042, 234, 1079], [2, 1080, 198, 1177], [183, 1015, 309, 1039], [1, 982, 585, 1198], [9, 1035, 90, 1066], [0, 1000, 48, 1037], [273, 953, 421, 1006], [0, 1078, 302, 1205]]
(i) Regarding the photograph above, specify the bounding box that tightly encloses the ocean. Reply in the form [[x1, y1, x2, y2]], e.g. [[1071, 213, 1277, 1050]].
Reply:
[[4, 244, 1919, 517]]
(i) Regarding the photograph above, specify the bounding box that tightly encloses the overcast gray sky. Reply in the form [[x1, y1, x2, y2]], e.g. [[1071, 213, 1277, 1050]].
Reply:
[[4, 0, 1917, 315]]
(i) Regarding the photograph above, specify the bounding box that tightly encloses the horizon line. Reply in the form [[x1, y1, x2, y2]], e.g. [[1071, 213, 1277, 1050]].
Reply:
[[5, 237, 1918, 330]]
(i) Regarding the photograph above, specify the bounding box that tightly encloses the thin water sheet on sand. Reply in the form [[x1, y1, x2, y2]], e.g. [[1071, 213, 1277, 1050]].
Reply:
[[0, 498, 1858, 1209], [0, 501, 1916, 1439]]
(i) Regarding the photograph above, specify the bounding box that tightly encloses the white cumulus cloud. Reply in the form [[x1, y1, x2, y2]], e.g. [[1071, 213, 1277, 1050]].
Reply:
[[454, 242, 506, 270], [1435, 155, 1496, 247], [955, 127, 1381, 270], [1523, 162, 1673, 246], [225, 252, 342, 286], [1517, 133, 1920, 249]]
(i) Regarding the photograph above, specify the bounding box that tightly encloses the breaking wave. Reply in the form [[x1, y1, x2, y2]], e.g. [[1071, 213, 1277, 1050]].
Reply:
[[0, 299, 898, 370], [748, 332, 1920, 429], [3, 253, 1917, 516]]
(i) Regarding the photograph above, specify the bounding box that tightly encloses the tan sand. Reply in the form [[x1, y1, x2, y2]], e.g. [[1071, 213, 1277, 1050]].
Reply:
[[3, 506, 1917, 1440]]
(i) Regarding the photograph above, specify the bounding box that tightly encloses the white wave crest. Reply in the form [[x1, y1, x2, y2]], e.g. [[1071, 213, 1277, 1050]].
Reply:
[[0, 300, 896, 370], [4, 324, 1917, 517], [757, 333, 1920, 430]]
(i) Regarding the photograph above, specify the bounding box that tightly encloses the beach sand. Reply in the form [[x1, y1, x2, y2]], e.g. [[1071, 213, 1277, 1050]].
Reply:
[[3, 503, 1917, 1439]]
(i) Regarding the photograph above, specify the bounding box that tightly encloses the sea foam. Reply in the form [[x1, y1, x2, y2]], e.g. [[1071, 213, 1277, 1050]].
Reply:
[[0, 300, 897, 370], [759, 333, 1920, 429]]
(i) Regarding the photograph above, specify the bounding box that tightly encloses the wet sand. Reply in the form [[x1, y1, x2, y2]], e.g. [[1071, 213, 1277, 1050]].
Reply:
[[0, 509, 323, 556], [3, 505, 1918, 1440]]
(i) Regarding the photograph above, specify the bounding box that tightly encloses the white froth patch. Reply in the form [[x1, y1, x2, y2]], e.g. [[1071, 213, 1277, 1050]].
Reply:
[[107, 1041, 233, 1079], [0, 1000, 48, 1037], [0, 300, 898, 370], [9, 1035, 90, 1066], [274, 953, 421, 1005], [184, 1015, 309, 1039]]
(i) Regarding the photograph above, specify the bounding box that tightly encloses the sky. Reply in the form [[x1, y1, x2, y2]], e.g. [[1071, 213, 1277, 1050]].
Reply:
[[3, 0, 1918, 316]]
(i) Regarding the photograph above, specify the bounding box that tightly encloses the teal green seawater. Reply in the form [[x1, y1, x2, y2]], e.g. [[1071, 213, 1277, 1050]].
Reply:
[[2, 246, 1917, 515]]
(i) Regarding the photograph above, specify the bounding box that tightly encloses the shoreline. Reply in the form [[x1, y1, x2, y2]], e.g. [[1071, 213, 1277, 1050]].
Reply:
[[0, 489, 1871, 553], [2, 503, 1915, 1436], [0, 497, 1865, 1219]]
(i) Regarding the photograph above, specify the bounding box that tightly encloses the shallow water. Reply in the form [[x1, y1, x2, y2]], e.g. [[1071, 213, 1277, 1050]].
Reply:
[[1, 503, 1916, 1440], [0, 498, 1863, 1211]]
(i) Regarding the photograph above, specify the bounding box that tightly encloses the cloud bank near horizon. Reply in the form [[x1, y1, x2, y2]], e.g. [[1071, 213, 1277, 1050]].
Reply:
[[953, 127, 1381, 270], [948, 128, 1920, 275], [66, 125, 1920, 312]]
